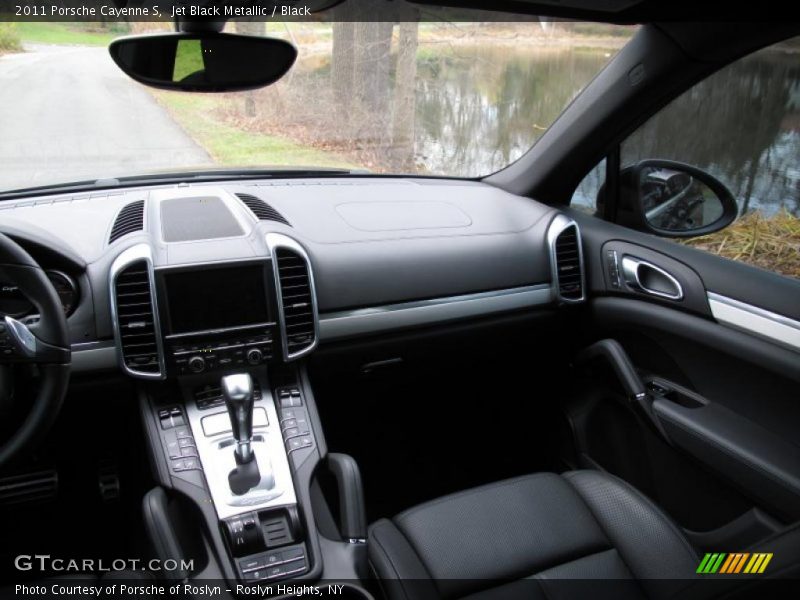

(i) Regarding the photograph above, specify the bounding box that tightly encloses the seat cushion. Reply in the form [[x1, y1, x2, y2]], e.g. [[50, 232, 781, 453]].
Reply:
[[369, 470, 699, 600]]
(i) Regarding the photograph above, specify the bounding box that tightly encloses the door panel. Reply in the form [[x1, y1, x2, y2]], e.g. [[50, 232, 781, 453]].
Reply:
[[568, 208, 800, 530], [573, 208, 800, 322], [653, 392, 800, 522]]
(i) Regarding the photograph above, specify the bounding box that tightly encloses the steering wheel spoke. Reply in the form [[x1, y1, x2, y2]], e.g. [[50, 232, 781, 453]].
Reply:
[[0, 316, 69, 365]]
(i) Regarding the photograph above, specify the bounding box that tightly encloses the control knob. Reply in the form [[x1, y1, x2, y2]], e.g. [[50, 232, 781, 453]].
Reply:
[[188, 355, 206, 373], [246, 348, 263, 365]]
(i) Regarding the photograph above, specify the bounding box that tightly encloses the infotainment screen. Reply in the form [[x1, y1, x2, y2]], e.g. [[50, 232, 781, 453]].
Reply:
[[163, 264, 270, 334]]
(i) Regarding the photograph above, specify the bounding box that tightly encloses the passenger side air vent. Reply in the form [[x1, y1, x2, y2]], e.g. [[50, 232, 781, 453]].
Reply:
[[236, 193, 291, 226], [109, 200, 145, 244], [269, 235, 318, 360], [111, 253, 163, 378], [549, 217, 585, 303]]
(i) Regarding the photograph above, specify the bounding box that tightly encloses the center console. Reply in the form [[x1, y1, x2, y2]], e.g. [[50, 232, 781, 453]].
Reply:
[[110, 230, 370, 596], [157, 370, 316, 583], [144, 367, 342, 588]]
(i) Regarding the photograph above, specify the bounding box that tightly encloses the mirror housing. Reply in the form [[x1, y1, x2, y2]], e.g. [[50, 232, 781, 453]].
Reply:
[[618, 160, 739, 238], [109, 32, 297, 93]]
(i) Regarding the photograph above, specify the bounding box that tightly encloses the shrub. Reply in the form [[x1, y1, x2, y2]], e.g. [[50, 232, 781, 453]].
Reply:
[[0, 22, 22, 54]]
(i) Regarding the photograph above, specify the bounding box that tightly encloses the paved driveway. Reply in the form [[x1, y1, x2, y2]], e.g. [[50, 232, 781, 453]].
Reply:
[[0, 44, 212, 193]]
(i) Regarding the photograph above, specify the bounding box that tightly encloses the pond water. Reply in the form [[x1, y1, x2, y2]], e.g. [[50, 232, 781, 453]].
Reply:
[[298, 34, 799, 218], [568, 46, 799, 217], [413, 45, 613, 177]]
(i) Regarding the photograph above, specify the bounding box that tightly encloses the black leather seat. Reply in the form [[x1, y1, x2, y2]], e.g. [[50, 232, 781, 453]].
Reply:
[[369, 470, 701, 600], [370, 470, 800, 599]]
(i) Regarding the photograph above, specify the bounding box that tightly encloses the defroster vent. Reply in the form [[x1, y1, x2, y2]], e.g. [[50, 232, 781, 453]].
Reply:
[[550, 218, 585, 302], [236, 193, 290, 226], [112, 258, 163, 377], [271, 238, 318, 360], [109, 200, 145, 244]]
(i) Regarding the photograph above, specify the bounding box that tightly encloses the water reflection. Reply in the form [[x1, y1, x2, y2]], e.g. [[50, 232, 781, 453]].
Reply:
[[576, 46, 800, 217], [414, 47, 611, 176]]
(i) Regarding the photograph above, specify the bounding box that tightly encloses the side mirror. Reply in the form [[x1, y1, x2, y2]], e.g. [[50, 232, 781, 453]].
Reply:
[[109, 33, 297, 92], [620, 160, 738, 238]]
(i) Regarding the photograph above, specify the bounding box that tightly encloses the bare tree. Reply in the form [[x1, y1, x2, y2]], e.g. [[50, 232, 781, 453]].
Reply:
[[332, 1, 357, 120], [391, 21, 419, 170], [353, 21, 394, 116], [333, 22, 357, 114], [331, 18, 395, 160]]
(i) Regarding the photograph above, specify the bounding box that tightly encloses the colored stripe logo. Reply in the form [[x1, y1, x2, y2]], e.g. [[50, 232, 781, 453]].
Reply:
[[697, 552, 773, 574]]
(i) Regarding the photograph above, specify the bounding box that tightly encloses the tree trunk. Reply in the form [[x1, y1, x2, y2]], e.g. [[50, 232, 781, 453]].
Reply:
[[354, 22, 393, 112], [332, 21, 356, 118], [235, 20, 265, 118], [353, 21, 394, 151], [391, 22, 419, 170]]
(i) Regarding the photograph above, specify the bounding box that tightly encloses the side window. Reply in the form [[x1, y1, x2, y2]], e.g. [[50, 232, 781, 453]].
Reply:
[[571, 159, 606, 215], [575, 36, 800, 279]]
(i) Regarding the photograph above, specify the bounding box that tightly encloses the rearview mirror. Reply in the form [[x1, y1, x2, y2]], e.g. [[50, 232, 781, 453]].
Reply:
[[618, 160, 739, 238], [109, 33, 297, 92]]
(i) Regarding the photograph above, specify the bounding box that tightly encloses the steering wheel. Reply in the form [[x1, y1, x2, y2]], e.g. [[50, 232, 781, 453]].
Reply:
[[0, 232, 71, 468]]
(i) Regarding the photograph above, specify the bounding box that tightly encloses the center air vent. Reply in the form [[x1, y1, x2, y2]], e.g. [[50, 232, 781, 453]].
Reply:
[[236, 193, 290, 226], [549, 216, 585, 303], [110, 247, 164, 378], [268, 235, 318, 361], [109, 200, 145, 244]]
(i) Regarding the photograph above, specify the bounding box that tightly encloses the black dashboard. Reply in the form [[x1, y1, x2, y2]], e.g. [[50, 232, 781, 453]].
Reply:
[[0, 177, 584, 376]]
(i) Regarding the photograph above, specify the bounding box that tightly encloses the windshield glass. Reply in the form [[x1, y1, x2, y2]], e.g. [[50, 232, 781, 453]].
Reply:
[[0, 21, 635, 192]]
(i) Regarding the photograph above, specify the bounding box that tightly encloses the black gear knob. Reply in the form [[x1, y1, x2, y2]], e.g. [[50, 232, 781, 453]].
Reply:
[[221, 373, 255, 464]]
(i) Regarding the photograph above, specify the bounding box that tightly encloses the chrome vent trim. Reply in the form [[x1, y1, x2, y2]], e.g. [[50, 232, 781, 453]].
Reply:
[[109, 244, 165, 379], [236, 193, 291, 226], [547, 214, 585, 303], [265, 234, 319, 361], [108, 199, 145, 244]]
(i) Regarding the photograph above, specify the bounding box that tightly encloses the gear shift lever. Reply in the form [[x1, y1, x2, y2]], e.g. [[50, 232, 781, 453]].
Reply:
[[221, 373, 255, 464]]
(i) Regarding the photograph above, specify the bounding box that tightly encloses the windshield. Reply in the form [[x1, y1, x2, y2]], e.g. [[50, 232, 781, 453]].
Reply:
[[0, 21, 635, 192]]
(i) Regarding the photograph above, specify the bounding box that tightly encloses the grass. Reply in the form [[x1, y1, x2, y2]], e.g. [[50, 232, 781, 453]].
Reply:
[[682, 210, 800, 279], [152, 92, 355, 169], [15, 22, 117, 47]]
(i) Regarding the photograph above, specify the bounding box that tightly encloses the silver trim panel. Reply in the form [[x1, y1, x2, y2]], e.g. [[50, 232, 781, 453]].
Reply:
[[184, 375, 297, 520], [109, 244, 166, 380], [319, 284, 552, 341], [265, 233, 320, 362], [708, 293, 800, 353], [547, 214, 586, 304]]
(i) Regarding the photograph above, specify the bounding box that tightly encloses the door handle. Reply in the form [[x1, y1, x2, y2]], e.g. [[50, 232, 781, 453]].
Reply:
[[621, 256, 683, 300]]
